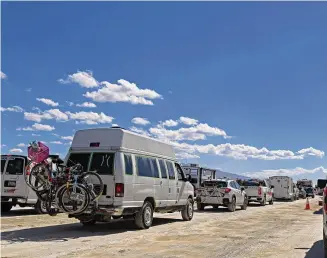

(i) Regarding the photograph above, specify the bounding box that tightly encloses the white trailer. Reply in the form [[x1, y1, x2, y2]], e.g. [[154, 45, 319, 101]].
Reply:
[[181, 164, 216, 196], [269, 176, 296, 201]]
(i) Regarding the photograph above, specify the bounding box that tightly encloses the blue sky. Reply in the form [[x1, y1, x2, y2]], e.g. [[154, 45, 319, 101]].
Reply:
[[1, 2, 327, 183]]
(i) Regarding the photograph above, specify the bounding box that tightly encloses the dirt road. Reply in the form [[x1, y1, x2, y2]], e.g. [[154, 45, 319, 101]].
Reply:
[[1, 198, 323, 258]]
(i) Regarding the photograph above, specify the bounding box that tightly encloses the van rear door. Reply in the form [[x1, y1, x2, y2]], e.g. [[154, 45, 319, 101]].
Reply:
[[66, 152, 115, 206], [1, 156, 28, 198]]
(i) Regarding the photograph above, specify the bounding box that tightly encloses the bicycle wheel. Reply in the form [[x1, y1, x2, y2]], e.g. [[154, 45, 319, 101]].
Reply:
[[29, 163, 50, 192], [78, 171, 104, 201], [57, 184, 90, 215]]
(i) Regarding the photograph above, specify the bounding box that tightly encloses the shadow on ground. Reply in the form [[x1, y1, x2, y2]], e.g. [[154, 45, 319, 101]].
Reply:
[[1, 217, 182, 243], [303, 240, 324, 258], [313, 208, 323, 215]]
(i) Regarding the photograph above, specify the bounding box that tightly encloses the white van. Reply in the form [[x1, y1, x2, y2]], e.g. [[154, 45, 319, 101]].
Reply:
[[269, 176, 296, 201], [65, 127, 195, 229], [1, 155, 46, 213]]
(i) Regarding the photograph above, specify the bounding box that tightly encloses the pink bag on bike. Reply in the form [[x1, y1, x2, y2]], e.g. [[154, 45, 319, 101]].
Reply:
[[28, 141, 50, 163]]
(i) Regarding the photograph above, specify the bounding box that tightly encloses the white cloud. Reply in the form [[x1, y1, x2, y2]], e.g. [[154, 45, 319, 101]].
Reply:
[[66, 101, 74, 107], [10, 148, 23, 153], [296, 147, 324, 158], [244, 166, 327, 178], [84, 79, 162, 106], [32, 133, 41, 137], [76, 102, 97, 108], [131, 117, 150, 126], [160, 119, 178, 127], [24, 109, 69, 122], [1, 106, 24, 112], [50, 141, 63, 145], [36, 98, 59, 107], [179, 116, 198, 126], [1, 144, 6, 148], [58, 70, 98, 88], [112, 124, 119, 127], [149, 123, 227, 141], [25, 88, 32, 92], [1, 71, 7, 79], [176, 152, 200, 159], [17, 123, 55, 132], [17, 143, 27, 147], [61, 136, 73, 141], [129, 126, 152, 137], [66, 111, 114, 125]]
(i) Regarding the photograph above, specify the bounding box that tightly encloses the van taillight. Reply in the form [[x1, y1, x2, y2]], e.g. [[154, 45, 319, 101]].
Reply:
[[225, 188, 231, 193], [258, 187, 262, 195], [115, 183, 124, 197]]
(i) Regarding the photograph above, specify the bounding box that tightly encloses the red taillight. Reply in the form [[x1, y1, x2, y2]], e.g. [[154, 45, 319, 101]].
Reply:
[[258, 187, 262, 196], [115, 183, 124, 197], [225, 188, 231, 193]]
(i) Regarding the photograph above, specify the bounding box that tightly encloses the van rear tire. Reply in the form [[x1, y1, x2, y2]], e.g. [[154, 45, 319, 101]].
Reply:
[[35, 199, 47, 214], [181, 198, 194, 221], [135, 201, 153, 229], [1, 202, 12, 213]]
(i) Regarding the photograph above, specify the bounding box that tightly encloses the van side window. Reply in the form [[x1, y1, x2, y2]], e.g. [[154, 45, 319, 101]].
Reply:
[[90, 153, 114, 175], [149, 158, 160, 178], [166, 161, 175, 180], [6, 158, 24, 175], [124, 154, 133, 175], [67, 153, 91, 172], [136, 156, 152, 178], [158, 160, 168, 179], [175, 163, 185, 181]]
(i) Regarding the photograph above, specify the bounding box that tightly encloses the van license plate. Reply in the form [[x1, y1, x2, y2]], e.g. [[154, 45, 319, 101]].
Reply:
[[70, 192, 85, 202]]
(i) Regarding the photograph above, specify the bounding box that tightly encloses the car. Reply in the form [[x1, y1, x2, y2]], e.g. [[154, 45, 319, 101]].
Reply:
[[239, 179, 274, 206], [65, 127, 195, 229], [319, 187, 327, 257], [305, 187, 315, 198], [195, 178, 248, 212]]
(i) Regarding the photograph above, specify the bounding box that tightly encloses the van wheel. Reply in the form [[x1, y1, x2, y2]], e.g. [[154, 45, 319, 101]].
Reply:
[[1, 202, 12, 213], [260, 196, 266, 206], [35, 199, 47, 214], [228, 197, 236, 212], [135, 201, 153, 229], [196, 202, 205, 211], [241, 196, 248, 210], [181, 198, 194, 221]]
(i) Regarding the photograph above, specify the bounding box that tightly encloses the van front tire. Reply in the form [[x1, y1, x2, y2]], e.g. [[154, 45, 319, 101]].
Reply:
[[1, 202, 12, 213], [181, 198, 194, 221], [135, 201, 153, 229]]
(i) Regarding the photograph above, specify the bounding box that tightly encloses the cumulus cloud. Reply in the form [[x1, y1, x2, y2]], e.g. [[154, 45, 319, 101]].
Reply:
[[129, 126, 152, 137], [32, 133, 41, 137], [36, 98, 59, 107], [149, 123, 227, 141], [10, 148, 23, 153], [244, 166, 327, 178], [179, 116, 198, 126], [61, 136, 74, 141], [160, 119, 179, 127], [25, 88, 32, 92], [17, 143, 27, 147], [1, 71, 7, 79], [17, 123, 55, 132], [50, 141, 63, 145], [66, 101, 74, 107], [112, 124, 119, 127], [58, 70, 98, 88], [1, 106, 24, 112], [84, 79, 162, 106], [24, 109, 68, 122], [66, 111, 114, 125], [131, 117, 150, 126], [176, 152, 200, 160], [1, 144, 7, 148], [76, 102, 97, 108], [296, 147, 324, 158]]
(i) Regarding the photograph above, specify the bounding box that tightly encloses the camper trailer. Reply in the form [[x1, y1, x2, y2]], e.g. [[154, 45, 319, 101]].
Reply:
[[269, 176, 296, 201]]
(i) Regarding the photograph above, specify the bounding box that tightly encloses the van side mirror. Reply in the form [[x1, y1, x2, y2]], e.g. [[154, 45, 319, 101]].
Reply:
[[271, 185, 274, 189]]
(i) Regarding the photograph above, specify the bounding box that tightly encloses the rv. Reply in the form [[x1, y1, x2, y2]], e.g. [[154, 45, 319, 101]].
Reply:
[[65, 127, 195, 229], [181, 164, 216, 195], [269, 176, 296, 201], [1, 155, 46, 213]]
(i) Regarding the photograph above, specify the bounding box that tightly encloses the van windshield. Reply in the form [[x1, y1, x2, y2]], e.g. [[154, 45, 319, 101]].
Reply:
[[6, 158, 24, 175]]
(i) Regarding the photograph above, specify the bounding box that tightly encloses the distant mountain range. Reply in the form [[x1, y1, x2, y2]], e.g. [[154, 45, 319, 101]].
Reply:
[[215, 169, 250, 180]]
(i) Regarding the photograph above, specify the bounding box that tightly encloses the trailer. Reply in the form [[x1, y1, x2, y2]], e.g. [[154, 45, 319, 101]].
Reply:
[[269, 176, 296, 201], [181, 164, 216, 196]]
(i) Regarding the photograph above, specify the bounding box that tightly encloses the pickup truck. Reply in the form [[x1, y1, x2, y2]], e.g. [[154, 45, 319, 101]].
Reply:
[[238, 179, 274, 206]]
